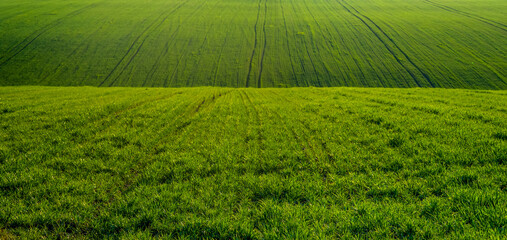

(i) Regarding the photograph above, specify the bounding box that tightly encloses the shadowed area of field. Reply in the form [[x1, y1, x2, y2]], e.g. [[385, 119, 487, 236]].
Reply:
[[0, 0, 505, 88], [0, 86, 505, 238]]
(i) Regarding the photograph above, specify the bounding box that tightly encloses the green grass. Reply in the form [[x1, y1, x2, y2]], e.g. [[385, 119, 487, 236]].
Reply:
[[1, 0, 506, 238], [0, 86, 506, 239], [0, 0, 505, 88]]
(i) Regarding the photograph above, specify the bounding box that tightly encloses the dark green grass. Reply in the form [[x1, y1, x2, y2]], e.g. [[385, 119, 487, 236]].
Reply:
[[0, 0, 506, 88], [0, 86, 506, 239]]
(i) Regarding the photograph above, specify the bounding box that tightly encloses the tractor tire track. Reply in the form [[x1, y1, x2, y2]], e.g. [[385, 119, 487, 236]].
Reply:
[[238, 90, 264, 151], [0, 3, 99, 67], [142, 36, 172, 87], [318, 0, 355, 86], [242, 90, 262, 127], [186, 3, 222, 87], [303, 37, 322, 87], [99, 16, 167, 86], [321, 0, 378, 86], [70, 92, 183, 149], [93, 90, 231, 211], [213, 31, 230, 86], [260, 90, 319, 159], [147, 0, 213, 87], [241, 90, 265, 148], [186, 36, 210, 87], [246, 0, 263, 87], [291, 1, 320, 87], [267, 90, 337, 161], [189, 91, 229, 116], [302, 0, 333, 87], [93, 96, 194, 215], [113, 0, 197, 87], [41, 24, 106, 85], [189, 25, 217, 86], [269, 106, 313, 160], [238, 90, 256, 142], [99, 0, 191, 87], [106, 90, 232, 203], [436, 41, 505, 85], [107, 35, 150, 86], [288, 0, 310, 86], [172, 20, 215, 87], [257, 0, 268, 88], [280, 0, 298, 86], [422, 0, 506, 32], [343, 0, 436, 87], [338, 0, 435, 87], [163, 1, 211, 87], [149, 25, 183, 87], [167, 38, 194, 87], [184, 0, 228, 86]]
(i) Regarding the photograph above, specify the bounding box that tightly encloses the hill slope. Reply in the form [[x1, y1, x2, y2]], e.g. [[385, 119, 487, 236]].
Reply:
[[1, 87, 506, 238], [0, 0, 505, 88]]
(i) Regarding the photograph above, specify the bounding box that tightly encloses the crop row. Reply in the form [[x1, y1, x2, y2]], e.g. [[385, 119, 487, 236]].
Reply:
[[0, 86, 506, 238], [0, 0, 505, 88]]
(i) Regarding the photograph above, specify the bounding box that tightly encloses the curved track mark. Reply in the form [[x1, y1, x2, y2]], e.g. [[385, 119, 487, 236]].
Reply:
[[280, 0, 298, 86], [339, 0, 435, 87], [213, 33, 230, 86], [99, 0, 191, 87], [302, 0, 333, 87], [0, 3, 99, 67], [246, 0, 263, 87], [422, 0, 506, 32], [257, 0, 268, 88]]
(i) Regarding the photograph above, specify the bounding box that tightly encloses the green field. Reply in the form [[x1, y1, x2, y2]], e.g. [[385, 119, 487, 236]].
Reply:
[[0, 0, 506, 88], [0, 87, 506, 238], [1, 0, 507, 238]]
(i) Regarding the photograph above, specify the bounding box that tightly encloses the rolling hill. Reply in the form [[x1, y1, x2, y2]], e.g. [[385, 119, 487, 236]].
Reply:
[[0, 0, 505, 88]]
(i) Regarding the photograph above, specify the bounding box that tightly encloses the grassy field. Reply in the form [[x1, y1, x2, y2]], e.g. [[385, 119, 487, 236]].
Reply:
[[0, 86, 506, 238], [1, 0, 506, 238], [0, 0, 505, 88]]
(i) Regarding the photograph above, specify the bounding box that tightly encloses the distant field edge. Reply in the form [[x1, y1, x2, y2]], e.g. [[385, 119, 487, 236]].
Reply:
[[1, 84, 507, 91]]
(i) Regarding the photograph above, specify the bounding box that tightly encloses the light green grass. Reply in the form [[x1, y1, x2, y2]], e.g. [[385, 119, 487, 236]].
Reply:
[[0, 0, 505, 88], [0, 86, 505, 239]]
